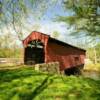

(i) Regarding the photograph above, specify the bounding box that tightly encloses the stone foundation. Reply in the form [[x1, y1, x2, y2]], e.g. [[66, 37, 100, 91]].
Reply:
[[34, 62, 60, 74]]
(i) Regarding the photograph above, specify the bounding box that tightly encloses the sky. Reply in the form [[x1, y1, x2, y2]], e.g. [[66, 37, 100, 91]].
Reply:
[[21, 0, 78, 45], [0, 0, 87, 47]]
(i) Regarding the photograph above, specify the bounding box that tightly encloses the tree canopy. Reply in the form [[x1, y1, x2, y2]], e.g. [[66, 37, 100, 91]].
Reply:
[[0, 0, 58, 40], [58, 0, 100, 37]]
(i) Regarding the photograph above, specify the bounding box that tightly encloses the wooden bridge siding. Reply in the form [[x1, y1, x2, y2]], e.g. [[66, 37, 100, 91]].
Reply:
[[46, 41, 85, 71]]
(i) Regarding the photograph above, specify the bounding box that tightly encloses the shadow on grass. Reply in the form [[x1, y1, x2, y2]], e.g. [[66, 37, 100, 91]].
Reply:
[[21, 75, 53, 100], [0, 69, 46, 83]]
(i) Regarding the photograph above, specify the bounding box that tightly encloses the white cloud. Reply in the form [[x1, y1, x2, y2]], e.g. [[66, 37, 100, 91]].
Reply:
[[23, 20, 71, 37], [0, 20, 76, 46], [39, 21, 68, 35]]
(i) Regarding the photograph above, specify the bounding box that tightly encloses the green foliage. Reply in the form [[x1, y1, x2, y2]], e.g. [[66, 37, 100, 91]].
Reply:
[[0, 0, 59, 40], [0, 33, 23, 58], [52, 31, 60, 38], [0, 48, 22, 58], [58, 0, 100, 37], [84, 63, 100, 71], [87, 48, 95, 62], [0, 67, 100, 100], [87, 43, 100, 63], [95, 43, 100, 60]]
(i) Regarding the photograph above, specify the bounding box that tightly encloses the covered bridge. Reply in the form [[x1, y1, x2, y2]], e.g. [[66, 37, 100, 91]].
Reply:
[[23, 31, 86, 74]]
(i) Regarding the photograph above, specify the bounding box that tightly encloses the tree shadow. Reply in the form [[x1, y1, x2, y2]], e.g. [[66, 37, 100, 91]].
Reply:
[[22, 75, 53, 100], [0, 69, 46, 83]]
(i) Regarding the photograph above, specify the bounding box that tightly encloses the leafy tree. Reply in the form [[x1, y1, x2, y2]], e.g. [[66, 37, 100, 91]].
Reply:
[[52, 31, 60, 38], [0, 33, 22, 58], [0, 0, 58, 41], [58, 0, 100, 37], [94, 43, 100, 62], [86, 42, 100, 63]]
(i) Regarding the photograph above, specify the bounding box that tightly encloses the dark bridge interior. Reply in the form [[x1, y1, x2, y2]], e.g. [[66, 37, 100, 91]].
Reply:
[[24, 40, 45, 65]]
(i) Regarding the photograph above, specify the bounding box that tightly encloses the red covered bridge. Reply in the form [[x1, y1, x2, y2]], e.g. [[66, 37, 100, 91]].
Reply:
[[23, 31, 86, 74]]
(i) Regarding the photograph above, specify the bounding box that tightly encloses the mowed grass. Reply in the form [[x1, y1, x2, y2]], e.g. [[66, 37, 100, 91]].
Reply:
[[0, 67, 100, 100]]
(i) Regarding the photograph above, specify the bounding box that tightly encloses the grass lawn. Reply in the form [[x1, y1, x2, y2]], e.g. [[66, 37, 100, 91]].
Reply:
[[0, 67, 100, 100]]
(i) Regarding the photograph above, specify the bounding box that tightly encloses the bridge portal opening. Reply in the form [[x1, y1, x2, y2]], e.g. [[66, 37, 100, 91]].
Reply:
[[24, 40, 45, 65]]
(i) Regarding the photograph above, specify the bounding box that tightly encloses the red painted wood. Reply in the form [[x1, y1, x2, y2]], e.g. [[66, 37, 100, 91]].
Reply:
[[23, 31, 49, 47], [46, 41, 85, 70], [23, 31, 86, 71]]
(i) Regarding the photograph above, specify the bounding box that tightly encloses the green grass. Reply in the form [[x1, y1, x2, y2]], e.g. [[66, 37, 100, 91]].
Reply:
[[0, 67, 100, 100]]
